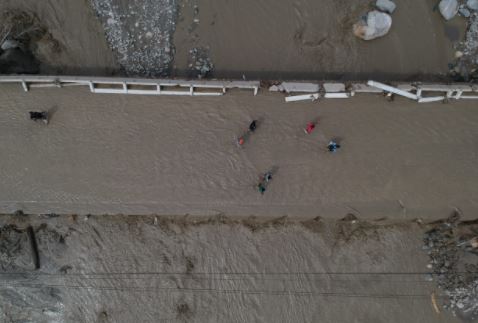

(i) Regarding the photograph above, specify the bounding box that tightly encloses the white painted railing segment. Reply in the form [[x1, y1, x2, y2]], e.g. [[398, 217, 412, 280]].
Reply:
[[0, 75, 476, 103], [0, 75, 260, 97], [284, 93, 320, 102], [367, 81, 419, 100]]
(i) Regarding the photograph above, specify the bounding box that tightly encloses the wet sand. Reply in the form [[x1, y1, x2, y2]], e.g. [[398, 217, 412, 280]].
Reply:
[[0, 84, 477, 218], [173, 0, 466, 80]]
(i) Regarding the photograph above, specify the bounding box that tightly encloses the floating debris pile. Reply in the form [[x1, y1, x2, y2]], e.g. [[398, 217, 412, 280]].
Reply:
[[188, 47, 213, 78], [424, 213, 478, 320]]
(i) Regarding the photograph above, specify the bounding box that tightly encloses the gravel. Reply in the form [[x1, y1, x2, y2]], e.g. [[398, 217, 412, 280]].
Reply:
[[423, 212, 478, 320], [188, 46, 213, 78], [90, 0, 178, 76]]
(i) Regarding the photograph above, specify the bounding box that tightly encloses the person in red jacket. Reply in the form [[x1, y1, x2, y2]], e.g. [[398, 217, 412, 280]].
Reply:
[[304, 121, 316, 134]]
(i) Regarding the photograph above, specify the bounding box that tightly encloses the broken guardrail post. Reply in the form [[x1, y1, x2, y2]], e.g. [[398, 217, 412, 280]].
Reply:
[[418, 96, 445, 103], [324, 92, 351, 99], [285, 93, 320, 102], [21, 80, 29, 92], [367, 80, 418, 100]]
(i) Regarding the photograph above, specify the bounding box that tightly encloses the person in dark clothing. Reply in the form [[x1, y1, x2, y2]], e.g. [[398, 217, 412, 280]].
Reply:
[[263, 171, 272, 182], [327, 141, 341, 152], [29, 111, 48, 124], [258, 183, 266, 194], [249, 120, 257, 132]]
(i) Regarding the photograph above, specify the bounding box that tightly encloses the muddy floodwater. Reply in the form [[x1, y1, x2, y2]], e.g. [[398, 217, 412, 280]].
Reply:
[[0, 0, 468, 79], [173, 0, 465, 80], [1, 85, 477, 218], [0, 214, 471, 323], [0, 1, 477, 322]]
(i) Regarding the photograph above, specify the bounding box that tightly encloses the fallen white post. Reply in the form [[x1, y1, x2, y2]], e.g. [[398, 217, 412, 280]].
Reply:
[[192, 92, 223, 97], [285, 93, 320, 102], [21, 81, 29, 92], [270, 82, 320, 93], [367, 80, 418, 100], [418, 96, 445, 103], [324, 93, 351, 99], [418, 84, 473, 92]]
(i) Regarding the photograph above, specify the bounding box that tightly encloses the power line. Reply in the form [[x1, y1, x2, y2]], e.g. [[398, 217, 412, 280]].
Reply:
[[0, 282, 441, 299], [0, 273, 436, 284], [0, 271, 445, 284], [0, 271, 442, 276]]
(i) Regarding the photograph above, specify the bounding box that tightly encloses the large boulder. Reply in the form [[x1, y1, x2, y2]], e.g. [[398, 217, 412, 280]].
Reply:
[[459, 7, 471, 18], [467, 0, 478, 11], [376, 0, 396, 14], [353, 11, 392, 40], [439, 0, 459, 20]]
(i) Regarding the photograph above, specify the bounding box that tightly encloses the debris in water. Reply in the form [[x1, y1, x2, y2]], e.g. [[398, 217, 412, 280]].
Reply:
[[188, 47, 213, 78], [423, 213, 478, 320], [26, 226, 40, 270], [353, 11, 392, 40], [451, 14, 478, 81]]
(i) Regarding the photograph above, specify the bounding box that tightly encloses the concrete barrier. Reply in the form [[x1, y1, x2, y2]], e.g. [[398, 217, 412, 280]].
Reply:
[[284, 93, 320, 102], [366, 81, 478, 103], [367, 81, 419, 100], [269, 82, 320, 93], [0, 75, 477, 103], [272, 80, 478, 103], [0, 75, 260, 96]]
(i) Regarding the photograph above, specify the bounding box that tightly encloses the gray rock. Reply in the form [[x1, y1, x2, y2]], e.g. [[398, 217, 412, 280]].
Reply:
[[459, 7, 471, 17], [467, 0, 478, 10], [439, 0, 459, 20], [1, 39, 20, 51], [353, 10, 392, 40], [376, 0, 396, 14]]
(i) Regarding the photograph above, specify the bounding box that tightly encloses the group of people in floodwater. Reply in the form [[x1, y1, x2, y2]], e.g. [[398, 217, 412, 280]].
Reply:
[[29, 110, 340, 195], [237, 119, 341, 194]]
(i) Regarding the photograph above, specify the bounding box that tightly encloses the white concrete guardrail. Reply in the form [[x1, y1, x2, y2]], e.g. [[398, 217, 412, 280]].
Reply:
[[0, 75, 477, 103], [0, 75, 260, 96], [271, 81, 478, 103]]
